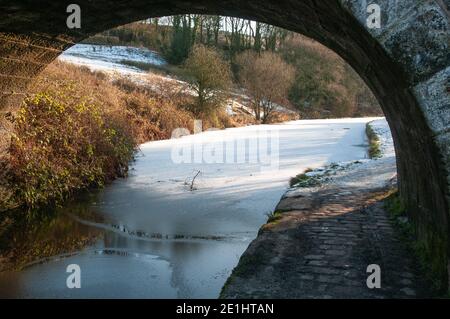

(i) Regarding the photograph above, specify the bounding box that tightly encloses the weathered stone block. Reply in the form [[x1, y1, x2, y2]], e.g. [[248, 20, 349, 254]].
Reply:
[[414, 67, 450, 134]]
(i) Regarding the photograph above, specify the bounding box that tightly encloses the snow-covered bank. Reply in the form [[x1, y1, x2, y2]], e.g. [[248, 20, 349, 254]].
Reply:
[[287, 118, 396, 194], [369, 118, 395, 158]]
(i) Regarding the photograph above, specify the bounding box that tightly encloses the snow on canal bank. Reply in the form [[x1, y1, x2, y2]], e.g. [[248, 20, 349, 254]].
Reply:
[[287, 118, 396, 194]]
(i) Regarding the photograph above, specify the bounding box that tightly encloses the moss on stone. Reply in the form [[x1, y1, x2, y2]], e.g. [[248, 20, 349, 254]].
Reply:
[[266, 210, 283, 224], [219, 251, 266, 298], [385, 191, 448, 295]]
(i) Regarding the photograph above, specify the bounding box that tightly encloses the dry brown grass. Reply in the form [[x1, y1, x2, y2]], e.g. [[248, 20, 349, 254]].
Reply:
[[33, 61, 200, 143], [265, 111, 300, 124]]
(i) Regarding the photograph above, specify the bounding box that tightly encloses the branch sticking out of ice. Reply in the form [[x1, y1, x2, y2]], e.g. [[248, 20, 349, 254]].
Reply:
[[185, 170, 202, 191]]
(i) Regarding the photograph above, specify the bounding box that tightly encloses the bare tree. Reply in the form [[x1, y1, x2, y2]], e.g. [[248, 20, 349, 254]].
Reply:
[[237, 50, 295, 122]]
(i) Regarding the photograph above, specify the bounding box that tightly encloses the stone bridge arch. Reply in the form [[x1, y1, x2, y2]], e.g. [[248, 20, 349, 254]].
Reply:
[[0, 0, 449, 290]]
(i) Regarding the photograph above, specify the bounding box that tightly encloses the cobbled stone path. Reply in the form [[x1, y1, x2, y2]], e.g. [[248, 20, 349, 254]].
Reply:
[[221, 183, 432, 298]]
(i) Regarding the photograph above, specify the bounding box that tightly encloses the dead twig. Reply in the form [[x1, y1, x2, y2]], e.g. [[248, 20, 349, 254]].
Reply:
[[185, 170, 201, 191]]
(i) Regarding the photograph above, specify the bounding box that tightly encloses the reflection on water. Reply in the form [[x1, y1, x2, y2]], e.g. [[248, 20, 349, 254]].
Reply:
[[0, 251, 178, 298], [0, 204, 102, 272], [0, 191, 250, 298]]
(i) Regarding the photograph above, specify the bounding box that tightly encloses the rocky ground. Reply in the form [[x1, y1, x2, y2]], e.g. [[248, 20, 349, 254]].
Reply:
[[220, 120, 433, 299]]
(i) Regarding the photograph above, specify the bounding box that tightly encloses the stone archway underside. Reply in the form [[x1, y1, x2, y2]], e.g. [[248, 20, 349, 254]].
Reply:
[[0, 0, 449, 290]]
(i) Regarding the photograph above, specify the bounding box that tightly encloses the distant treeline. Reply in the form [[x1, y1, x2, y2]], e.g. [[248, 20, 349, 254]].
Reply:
[[83, 16, 382, 118]]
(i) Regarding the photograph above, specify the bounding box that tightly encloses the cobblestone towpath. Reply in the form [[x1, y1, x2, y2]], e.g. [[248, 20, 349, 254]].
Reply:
[[220, 157, 432, 299]]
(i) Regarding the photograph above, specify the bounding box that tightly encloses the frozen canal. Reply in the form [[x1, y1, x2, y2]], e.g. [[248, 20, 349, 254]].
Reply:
[[0, 118, 384, 298]]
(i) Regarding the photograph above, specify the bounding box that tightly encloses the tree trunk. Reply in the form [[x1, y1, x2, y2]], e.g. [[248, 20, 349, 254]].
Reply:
[[154, 18, 159, 32], [254, 98, 261, 121], [254, 21, 261, 53], [214, 16, 220, 45]]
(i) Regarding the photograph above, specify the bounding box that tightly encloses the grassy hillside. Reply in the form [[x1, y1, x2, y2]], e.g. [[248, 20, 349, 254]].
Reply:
[[281, 34, 381, 118]]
